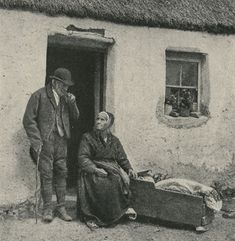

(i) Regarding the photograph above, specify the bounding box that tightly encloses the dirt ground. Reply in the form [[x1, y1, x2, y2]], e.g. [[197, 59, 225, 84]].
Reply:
[[0, 197, 234, 241]]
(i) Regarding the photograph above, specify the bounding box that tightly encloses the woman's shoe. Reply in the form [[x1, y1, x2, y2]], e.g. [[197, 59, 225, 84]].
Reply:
[[86, 220, 99, 230], [125, 208, 137, 220], [196, 226, 209, 233]]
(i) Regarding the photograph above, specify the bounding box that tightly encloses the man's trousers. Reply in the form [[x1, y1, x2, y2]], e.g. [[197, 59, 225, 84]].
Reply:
[[38, 130, 68, 211]]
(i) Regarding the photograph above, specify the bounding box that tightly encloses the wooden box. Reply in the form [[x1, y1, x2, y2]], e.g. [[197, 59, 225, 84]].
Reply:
[[130, 178, 214, 228]]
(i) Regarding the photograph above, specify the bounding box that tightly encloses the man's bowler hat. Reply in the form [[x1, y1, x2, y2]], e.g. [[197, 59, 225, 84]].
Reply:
[[50, 68, 74, 86]]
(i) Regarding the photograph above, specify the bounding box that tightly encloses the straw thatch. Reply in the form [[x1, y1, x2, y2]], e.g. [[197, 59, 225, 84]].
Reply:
[[0, 0, 235, 34]]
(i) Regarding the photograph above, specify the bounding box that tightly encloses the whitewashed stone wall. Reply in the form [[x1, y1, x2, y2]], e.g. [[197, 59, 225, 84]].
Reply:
[[0, 9, 234, 204]]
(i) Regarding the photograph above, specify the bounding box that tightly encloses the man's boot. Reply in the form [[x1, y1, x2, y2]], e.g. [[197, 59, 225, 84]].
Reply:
[[42, 209, 53, 223], [55, 179, 72, 221], [55, 206, 72, 221]]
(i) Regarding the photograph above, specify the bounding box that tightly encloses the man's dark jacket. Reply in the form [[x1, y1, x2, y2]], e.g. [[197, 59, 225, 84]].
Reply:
[[23, 83, 79, 152]]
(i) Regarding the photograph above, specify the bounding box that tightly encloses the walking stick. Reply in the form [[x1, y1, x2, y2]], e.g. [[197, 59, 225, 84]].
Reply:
[[35, 147, 41, 224]]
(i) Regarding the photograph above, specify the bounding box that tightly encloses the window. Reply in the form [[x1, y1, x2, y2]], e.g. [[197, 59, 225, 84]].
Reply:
[[165, 51, 204, 117]]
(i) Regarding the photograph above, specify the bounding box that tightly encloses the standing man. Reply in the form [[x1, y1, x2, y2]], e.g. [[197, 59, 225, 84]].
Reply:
[[23, 68, 79, 222]]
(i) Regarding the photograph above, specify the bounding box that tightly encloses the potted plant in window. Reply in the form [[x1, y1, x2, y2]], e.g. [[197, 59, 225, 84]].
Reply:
[[179, 89, 193, 117], [165, 94, 177, 115]]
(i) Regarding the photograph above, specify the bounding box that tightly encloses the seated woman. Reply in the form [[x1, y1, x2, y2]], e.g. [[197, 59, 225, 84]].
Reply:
[[77, 111, 137, 229]]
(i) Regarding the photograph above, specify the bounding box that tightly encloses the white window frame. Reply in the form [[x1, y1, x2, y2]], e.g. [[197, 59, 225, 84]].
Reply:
[[166, 52, 202, 113]]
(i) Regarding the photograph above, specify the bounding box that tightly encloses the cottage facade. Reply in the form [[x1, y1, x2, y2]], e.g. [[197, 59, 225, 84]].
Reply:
[[0, 1, 235, 204]]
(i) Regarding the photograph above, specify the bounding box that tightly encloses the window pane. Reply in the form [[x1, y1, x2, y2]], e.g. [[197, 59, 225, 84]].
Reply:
[[166, 60, 181, 86], [181, 62, 198, 87]]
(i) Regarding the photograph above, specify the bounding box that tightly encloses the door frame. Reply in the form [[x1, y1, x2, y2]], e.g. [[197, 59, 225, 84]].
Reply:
[[47, 31, 114, 117]]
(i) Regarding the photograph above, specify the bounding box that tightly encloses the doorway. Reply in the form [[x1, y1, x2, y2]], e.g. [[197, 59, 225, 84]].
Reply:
[[46, 45, 105, 187]]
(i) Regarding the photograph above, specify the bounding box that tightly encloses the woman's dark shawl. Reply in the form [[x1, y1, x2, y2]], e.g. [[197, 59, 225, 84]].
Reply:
[[77, 131, 132, 226]]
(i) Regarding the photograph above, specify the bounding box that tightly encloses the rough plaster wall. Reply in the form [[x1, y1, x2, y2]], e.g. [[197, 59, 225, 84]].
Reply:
[[111, 27, 235, 185], [0, 11, 49, 204], [0, 9, 234, 204]]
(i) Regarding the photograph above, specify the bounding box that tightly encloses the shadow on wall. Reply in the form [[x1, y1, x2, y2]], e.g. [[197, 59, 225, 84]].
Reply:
[[13, 128, 36, 196]]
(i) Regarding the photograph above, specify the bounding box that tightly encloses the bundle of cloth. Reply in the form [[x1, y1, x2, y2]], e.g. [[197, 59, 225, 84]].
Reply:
[[154, 178, 222, 211]]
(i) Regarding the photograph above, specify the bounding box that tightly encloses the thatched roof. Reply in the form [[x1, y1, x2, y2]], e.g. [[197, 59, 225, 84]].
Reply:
[[0, 0, 235, 34]]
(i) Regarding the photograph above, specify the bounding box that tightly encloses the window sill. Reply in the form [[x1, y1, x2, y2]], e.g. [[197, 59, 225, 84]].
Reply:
[[158, 114, 209, 129]]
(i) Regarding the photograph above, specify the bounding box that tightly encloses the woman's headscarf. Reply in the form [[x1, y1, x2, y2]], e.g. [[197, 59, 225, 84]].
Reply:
[[95, 111, 114, 141], [97, 111, 114, 130]]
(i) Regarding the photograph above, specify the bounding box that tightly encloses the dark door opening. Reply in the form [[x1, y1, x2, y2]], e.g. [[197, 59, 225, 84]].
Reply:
[[46, 45, 105, 187]]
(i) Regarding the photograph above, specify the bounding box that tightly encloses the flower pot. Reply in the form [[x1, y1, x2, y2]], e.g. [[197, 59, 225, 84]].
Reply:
[[180, 108, 190, 117], [164, 104, 173, 115], [192, 102, 198, 112]]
